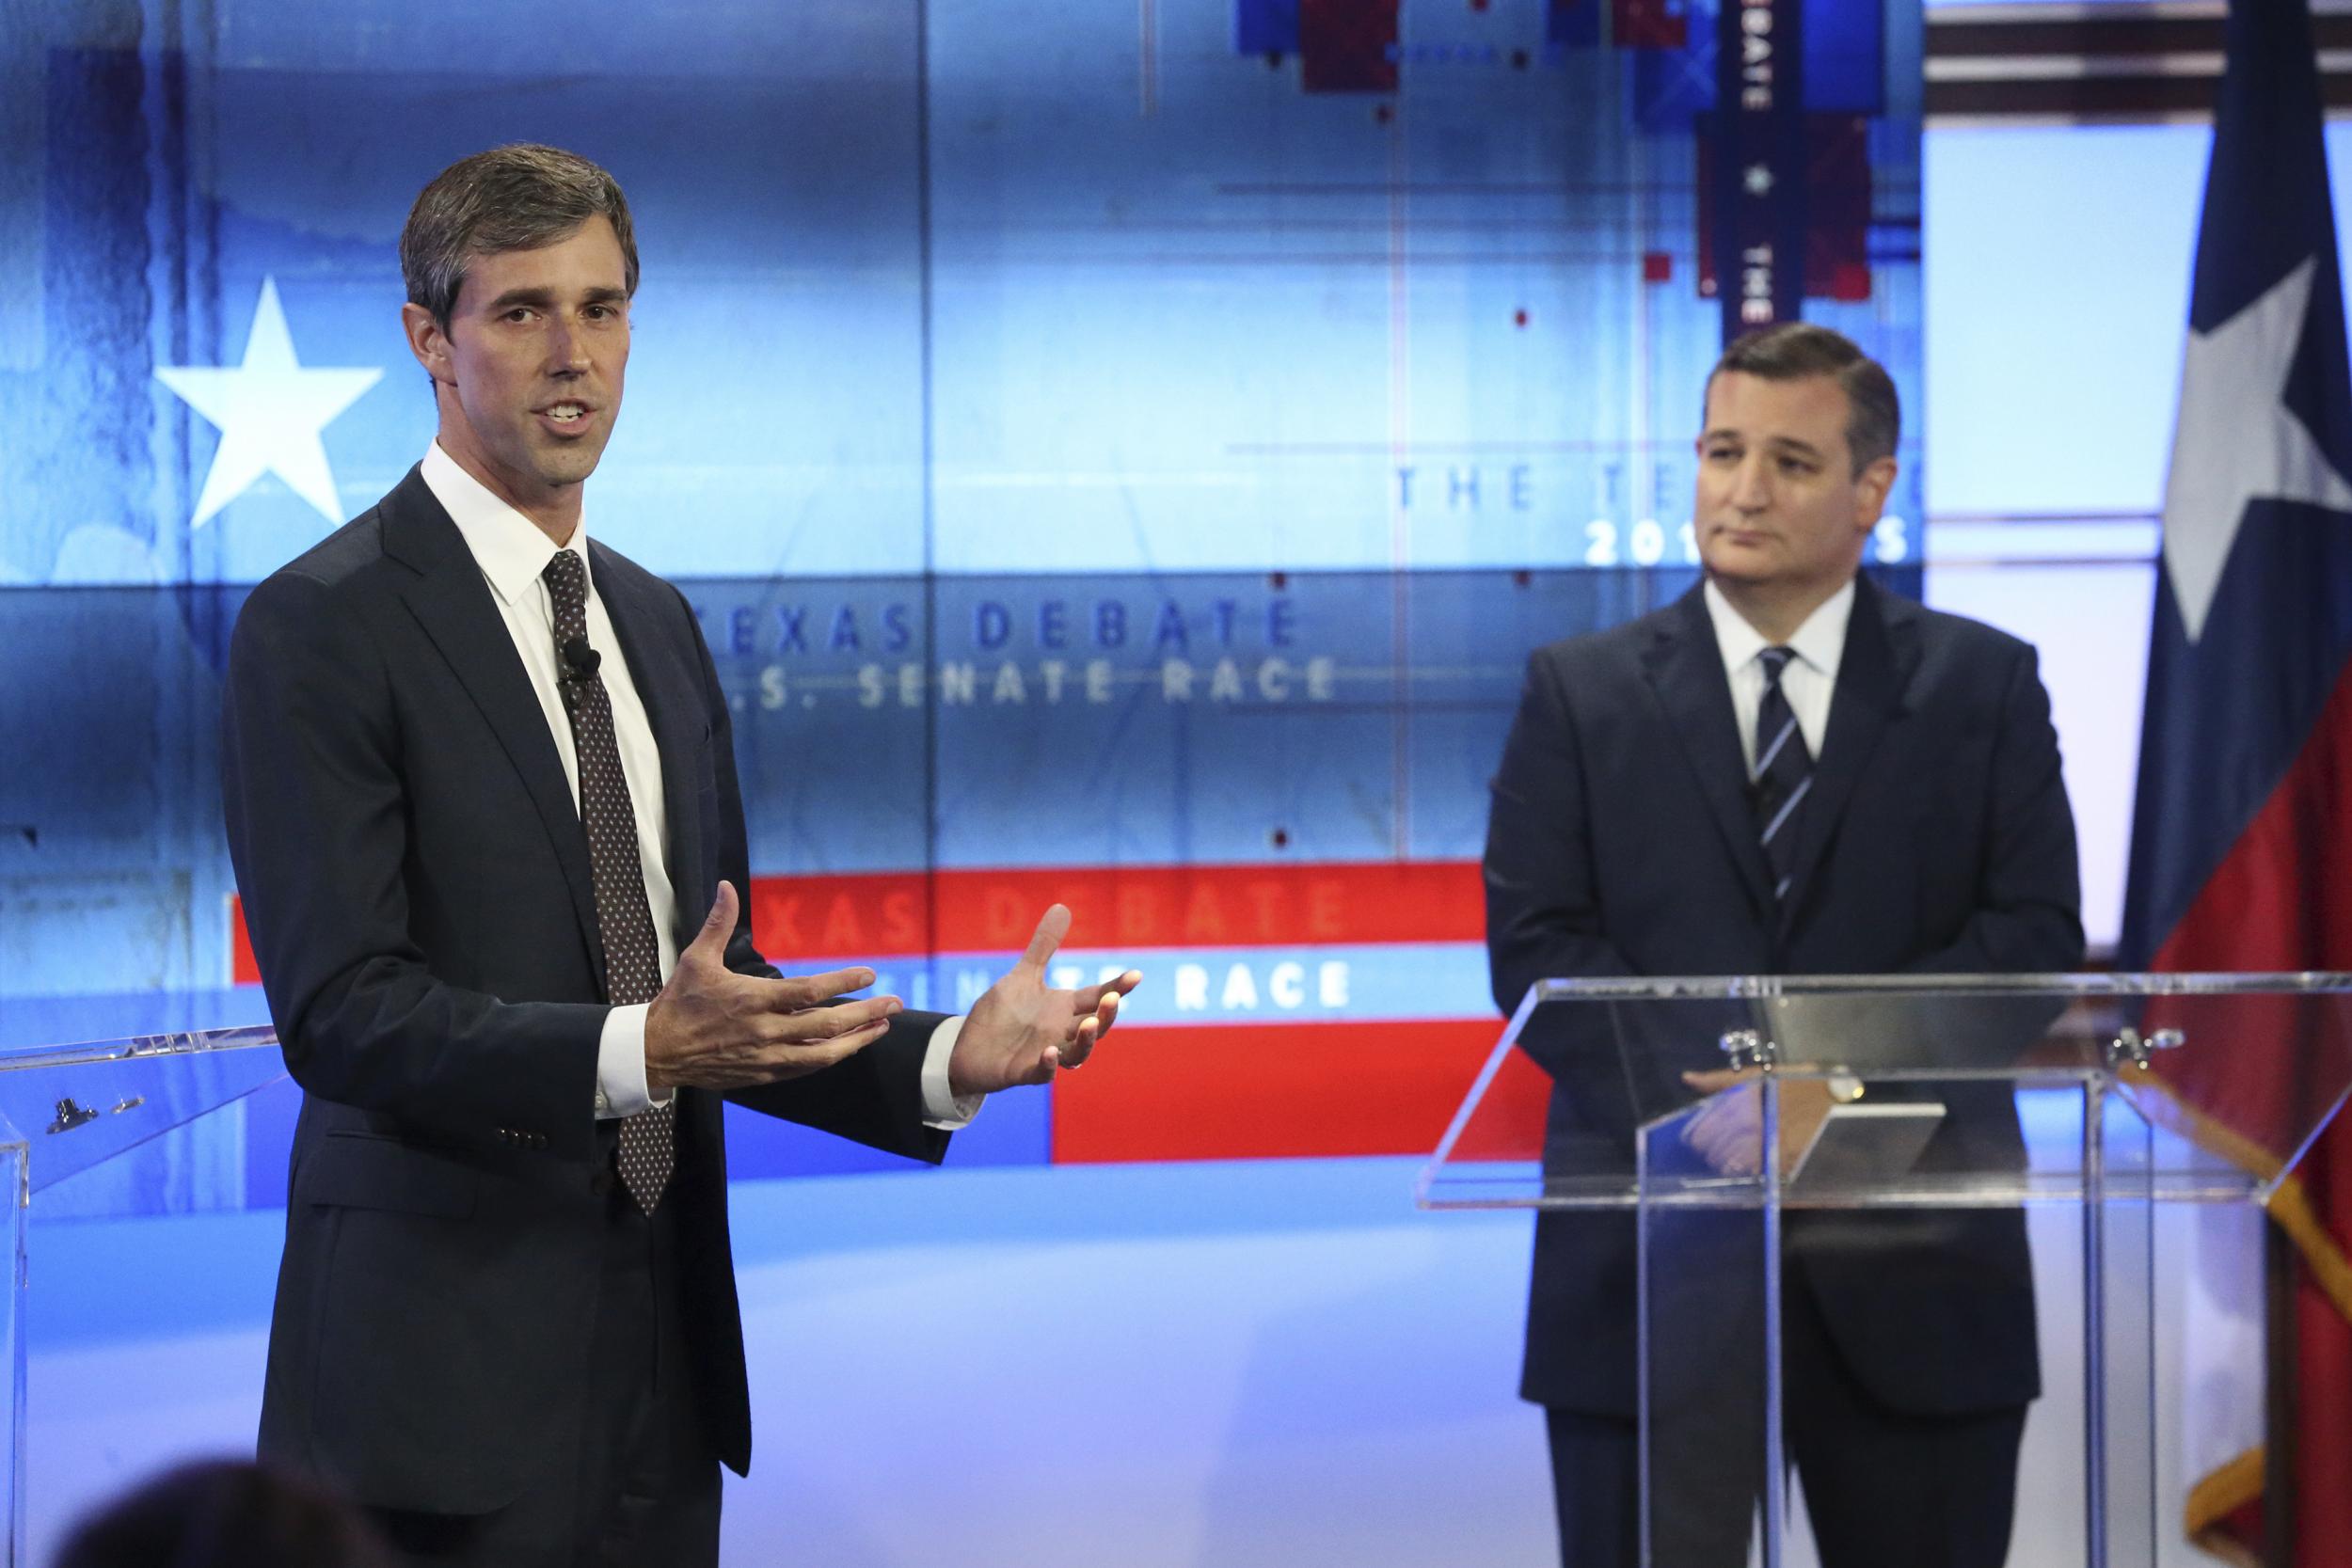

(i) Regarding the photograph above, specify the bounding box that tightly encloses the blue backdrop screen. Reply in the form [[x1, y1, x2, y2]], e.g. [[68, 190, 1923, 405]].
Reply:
[[0, 0, 1922, 1211]]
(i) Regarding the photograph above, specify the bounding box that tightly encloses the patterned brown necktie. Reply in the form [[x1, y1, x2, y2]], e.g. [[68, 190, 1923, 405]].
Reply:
[[543, 549, 674, 1212]]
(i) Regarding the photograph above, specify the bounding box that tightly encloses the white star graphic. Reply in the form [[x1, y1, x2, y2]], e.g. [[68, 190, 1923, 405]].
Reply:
[[154, 277, 384, 529], [1743, 164, 1774, 198], [2161, 254, 2352, 642]]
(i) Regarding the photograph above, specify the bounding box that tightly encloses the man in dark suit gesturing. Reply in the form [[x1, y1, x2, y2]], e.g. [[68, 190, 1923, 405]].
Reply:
[[221, 145, 1140, 1565], [1483, 325, 2082, 1567]]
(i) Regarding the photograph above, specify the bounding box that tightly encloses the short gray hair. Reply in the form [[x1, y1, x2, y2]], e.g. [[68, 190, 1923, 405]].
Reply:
[[1705, 323, 1899, 474], [400, 144, 639, 326]]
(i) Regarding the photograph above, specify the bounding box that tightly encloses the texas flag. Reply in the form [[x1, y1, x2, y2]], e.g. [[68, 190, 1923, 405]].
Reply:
[[2119, 0, 2352, 1560]]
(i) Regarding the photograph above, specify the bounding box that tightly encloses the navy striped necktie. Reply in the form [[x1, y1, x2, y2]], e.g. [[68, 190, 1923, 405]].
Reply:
[[1752, 646, 1812, 904]]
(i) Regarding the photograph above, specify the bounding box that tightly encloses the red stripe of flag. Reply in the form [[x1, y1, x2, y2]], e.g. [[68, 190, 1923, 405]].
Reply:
[[2149, 664, 2352, 1560]]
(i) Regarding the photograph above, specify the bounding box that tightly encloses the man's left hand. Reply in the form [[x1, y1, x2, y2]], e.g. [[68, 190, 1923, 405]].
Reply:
[[950, 904, 1142, 1097], [1678, 1068, 1836, 1177]]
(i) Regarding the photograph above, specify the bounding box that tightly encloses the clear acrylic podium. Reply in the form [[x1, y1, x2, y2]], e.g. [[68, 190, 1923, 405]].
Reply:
[[1419, 974, 2352, 1568], [0, 1024, 287, 1565]]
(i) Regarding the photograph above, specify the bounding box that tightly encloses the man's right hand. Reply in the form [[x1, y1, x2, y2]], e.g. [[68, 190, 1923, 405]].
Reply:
[[644, 881, 901, 1094]]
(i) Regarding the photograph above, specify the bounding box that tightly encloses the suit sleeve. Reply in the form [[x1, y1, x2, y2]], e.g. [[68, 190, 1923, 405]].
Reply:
[[1483, 648, 1639, 1077], [221, 571, 606, 1158], [1899, 641, 2085, 977], [675, 588, 948, 1164]]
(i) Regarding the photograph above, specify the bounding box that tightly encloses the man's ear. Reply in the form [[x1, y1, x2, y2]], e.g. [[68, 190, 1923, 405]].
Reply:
[[1852, 454, 1898, 529], [401, 302, 453, 387]]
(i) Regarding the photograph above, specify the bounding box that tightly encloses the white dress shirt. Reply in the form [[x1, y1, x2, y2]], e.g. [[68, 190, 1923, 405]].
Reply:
[[420, 443, 976, 1128], [1702, 576, 1854, 772]]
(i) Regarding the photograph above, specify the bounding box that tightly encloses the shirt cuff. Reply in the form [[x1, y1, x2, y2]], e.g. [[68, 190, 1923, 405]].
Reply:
[[596, 1003, 671, 1118], [920, 1015, 984, 1130]]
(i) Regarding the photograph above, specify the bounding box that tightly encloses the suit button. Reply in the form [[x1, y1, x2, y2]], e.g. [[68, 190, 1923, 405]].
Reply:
[[589, 1167, 614, 1196]]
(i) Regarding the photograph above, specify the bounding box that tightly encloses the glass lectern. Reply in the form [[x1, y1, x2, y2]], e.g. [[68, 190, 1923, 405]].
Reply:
[[0, 1024, 287, 1565], [1420, 974, 2352, 1568]]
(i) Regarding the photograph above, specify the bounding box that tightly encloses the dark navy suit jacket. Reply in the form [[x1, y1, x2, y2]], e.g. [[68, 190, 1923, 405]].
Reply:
[[1483, 575, 2083, 1418], [221, 466, 947, 1514]]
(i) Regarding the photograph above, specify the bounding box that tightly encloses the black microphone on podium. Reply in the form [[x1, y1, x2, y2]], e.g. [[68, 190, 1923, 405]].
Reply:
[[561, 636, 601, 680]]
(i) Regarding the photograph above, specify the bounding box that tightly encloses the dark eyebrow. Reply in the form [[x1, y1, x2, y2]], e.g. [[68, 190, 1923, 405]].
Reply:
[[1700, 430, 1828, 462], [480, 284, 629, 314]]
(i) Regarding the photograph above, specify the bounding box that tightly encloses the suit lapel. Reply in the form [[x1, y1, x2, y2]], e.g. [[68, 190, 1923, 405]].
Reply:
[[590, 542, 708, 953], [381, 467, 607, 988], [1641, 588, 1775, 919], [1779, 575, 1918, 918]]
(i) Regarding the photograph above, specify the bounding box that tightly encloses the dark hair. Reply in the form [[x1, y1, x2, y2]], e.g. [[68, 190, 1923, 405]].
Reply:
[[400, 144, 638, 326], [1704, 323, 1899, 474], [53, 1460, 393, 1568]]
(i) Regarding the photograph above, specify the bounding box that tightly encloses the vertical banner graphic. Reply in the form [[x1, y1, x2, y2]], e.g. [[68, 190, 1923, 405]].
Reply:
[[0, 0, 1921, 1198], [1709, 0, 1806, 338]]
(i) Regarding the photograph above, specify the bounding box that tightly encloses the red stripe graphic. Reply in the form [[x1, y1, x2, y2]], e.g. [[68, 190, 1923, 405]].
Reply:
[[749, 861, 1485, 959], [230, 868, 1523, 1165], [230, 894, 261, 988], [1051, 1017, 1525, 1164], [230, 860, 1486, 985]]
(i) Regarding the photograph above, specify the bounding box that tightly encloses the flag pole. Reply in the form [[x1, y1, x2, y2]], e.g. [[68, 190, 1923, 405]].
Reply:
[[2265, 1214, 2296, 1563]]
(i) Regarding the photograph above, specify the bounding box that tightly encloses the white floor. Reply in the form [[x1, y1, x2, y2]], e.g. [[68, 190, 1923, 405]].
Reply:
[[21, 1157, 2255, 1567]]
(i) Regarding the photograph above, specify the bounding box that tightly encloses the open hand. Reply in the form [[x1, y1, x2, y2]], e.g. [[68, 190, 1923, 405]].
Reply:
[[950, 904, 1142, 1097], [644, 882, 902, 1093]]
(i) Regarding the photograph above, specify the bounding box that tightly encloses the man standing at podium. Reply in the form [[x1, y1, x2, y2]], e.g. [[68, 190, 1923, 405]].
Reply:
[[220, 145, 1137, 1565], [1483, 324, 2082, 1567]]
